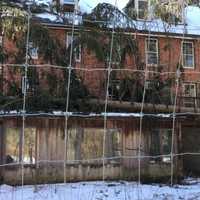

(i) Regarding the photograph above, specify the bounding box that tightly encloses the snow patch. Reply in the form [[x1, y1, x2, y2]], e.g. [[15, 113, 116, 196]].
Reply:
[[1, 181, 200, 200], [0, 184, 13, 192], [34, 0, 52, 6], [35, 12, 63, 23]]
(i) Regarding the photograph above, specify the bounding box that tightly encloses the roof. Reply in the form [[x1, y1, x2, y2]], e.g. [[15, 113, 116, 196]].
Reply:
[[5, 1, 200, 37]]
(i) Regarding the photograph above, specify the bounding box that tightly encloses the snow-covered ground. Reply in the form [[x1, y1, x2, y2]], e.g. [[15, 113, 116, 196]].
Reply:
[[1, 179, 200, 200]]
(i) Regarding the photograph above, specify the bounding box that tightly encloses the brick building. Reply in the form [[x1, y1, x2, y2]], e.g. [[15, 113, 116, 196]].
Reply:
[[1, 1, 200, 112]]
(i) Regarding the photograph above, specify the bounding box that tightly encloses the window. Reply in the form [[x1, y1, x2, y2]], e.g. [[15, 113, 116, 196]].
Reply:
[[182, 42, 194, 68], [5, 128, 20, 163], [0, 36, 3, 74], [21, 76, 30, 94], [145, 80, 154, 90], [0, 36, 2, 47], [24, 128, 36, 164], [29, 42, 38, 60], [108, 80, 120, 100], [67, 128, 121, 164], [135, 0, 148, 19], [146, 39, 158, 65], [5, 128, 36, 164], [150, 129, 172, 163], [183, 83, 196, 107], [66, 33, 81, 62], [106, 43, 121, 65]]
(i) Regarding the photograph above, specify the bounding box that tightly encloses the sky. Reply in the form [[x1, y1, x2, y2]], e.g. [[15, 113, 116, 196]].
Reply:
[[79, 0, 129, 13]]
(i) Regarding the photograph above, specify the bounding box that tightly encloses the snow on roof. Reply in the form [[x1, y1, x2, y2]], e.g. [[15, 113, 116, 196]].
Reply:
[[25, 0, 200, 37], [35, 12, 64, 23], [0, 110, 172, 118], [34, 0, 52, 6]]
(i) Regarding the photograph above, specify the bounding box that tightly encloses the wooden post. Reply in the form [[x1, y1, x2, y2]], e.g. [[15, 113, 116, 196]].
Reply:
[[75, 127, 83, 161], [177, 120, 183, 181]]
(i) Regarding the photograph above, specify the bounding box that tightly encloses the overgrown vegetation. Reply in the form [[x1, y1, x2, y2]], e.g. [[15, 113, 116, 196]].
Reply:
[[0, 1, 91, 112], [0, 1, 187, 112], [124, 0, 193, 24]]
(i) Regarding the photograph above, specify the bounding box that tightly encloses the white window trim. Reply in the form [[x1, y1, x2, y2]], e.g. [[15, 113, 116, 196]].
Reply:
[[66, 33, 81, 63], [21, 76, 30, 94], [145, 38, 159, 66], [182, 41, 195, 69]]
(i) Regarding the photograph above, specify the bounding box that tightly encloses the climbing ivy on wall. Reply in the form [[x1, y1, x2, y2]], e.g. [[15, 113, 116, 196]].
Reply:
[[0, 1, 91, 112]]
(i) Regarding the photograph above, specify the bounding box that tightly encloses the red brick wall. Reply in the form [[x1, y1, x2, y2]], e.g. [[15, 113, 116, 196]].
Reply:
[[2, 27, 200, 99]]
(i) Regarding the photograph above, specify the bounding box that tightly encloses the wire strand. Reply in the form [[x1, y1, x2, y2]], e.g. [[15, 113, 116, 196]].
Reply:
[[102, 0, 118, 182], [63, 0, 78, 184]]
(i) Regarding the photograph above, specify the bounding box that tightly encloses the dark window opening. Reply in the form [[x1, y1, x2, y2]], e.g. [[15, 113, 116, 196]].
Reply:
[[150, 129, 172, 163]]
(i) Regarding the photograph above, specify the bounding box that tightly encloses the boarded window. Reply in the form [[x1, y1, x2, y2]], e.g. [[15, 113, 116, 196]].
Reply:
[[5, 128, 20, 163], [67, 128, 121, 164], [24, 128, 36, 164], [150, 129, 172, 163], [5, 128, 36, 164]]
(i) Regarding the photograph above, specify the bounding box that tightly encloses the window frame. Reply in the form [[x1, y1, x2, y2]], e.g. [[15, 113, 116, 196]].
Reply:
[[67, 127, 122, 165], [66, 32, 81, 63], [4, 127, 37, 166], [145, 80, 154, 90], [182, 82, 197, 107], [0, 35, 3, 76], [106, 43, 121, 65], [28, 42, 39, 60], [150, 128, 172, 163], [183, 83, 196, 97], [108, 79, 121, 100], [0, 35, 3, 47], [145, 38, 159, 66], [182, 41, 195, 69], [135, 0, 149, 20]]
